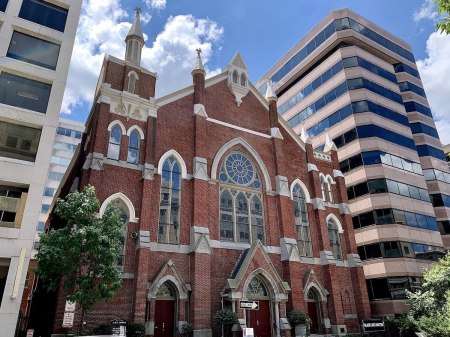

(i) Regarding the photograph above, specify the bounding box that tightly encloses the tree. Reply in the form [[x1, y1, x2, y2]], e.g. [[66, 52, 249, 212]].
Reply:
[[435, 0, 450, 34], [406, 252, 450, 337], [36, 185, 123, 334]]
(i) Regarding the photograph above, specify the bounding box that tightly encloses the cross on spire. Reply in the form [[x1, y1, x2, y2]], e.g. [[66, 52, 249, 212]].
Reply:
[[134, 7, 142, 16], [196, 48, 202, 57]]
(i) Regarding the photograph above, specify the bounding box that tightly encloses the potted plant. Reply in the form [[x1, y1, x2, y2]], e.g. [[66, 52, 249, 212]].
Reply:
[[214, 309, 239, 337], [182, 322, 195, 337], [287, 310, 310, 337]]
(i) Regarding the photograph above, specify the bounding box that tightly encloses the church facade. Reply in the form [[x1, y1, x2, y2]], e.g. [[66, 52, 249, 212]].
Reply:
[[53, 11, 371, 337]]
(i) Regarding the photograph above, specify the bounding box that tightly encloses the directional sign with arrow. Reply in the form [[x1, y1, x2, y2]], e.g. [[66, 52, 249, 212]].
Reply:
[[240, 300, 259, 310]]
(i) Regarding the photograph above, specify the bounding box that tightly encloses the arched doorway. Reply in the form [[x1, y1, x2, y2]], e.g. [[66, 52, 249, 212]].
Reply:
[[245, 276, 271, 337], [155, 282, 176, 337], [306, 288, 322, 334]]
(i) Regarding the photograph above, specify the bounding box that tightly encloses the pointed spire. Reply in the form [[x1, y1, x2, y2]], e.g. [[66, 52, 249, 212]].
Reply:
[[264, 80, 277, 102], [323, 130, 337, 153], [125, 8, 144, 65], [192, 48, 205, 75], [127, 7, 144, 41], [300, 123, 311, 144]]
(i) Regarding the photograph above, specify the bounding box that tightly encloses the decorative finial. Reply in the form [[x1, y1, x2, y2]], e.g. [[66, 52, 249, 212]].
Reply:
[[196, 48, 202, 57], [134, 7, 142, 16], [264, 79, 277, 102], [192, 47, 205, 74]]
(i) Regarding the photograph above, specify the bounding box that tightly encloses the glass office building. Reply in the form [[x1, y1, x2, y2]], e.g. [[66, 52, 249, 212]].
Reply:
[[256, 9, 449, 316]]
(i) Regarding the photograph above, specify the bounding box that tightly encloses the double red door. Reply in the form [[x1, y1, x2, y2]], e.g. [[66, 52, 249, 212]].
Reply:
[[307, 301, 320, 334], [247, 300, 271, 337], [155, 300, 175, 337]]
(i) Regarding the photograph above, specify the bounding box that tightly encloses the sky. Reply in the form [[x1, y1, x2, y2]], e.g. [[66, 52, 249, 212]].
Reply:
[[61, 0, 450, 144]]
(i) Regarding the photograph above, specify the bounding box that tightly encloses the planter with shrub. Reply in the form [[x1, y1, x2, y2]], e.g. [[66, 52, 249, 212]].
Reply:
[[287, 310, 310, 337]]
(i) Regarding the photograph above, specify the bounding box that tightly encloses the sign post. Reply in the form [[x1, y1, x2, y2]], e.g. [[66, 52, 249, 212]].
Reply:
[[362, 319, 385, 333], [62, 299, 76, 337]]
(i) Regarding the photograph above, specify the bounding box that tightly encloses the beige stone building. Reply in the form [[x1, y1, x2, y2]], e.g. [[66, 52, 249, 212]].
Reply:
[[256, 8, 449, 316], [0, 1, 82, 335]]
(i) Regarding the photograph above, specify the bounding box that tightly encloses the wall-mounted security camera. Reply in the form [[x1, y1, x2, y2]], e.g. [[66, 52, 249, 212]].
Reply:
[[131, 232, 138, 239]]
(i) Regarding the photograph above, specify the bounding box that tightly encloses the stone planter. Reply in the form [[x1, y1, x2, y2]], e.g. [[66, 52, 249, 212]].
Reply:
[[294, 324, 307, 337]]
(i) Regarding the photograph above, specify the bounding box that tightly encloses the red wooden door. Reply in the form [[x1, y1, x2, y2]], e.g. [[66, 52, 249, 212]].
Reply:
[[247, 300, 271, 337], [307, 302, 319, 333], [155, 300, 175, 337]]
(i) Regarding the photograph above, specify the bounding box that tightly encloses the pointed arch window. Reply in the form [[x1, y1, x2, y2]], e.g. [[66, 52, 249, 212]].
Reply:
[[292, 184, 312, 257], [106, 199, 129, 271], [127, 129, 140, 164], [219, 151, 264, 243], [240, 73, 247, 86], [320, 175, 326, 201], [108, 125, 122, 160], [327, 177, 334, 203], [158, 156, 181, 244], [232, 70, 239, 84], [128, 73, 137, 94], [246, 276, 268, 297], [328, 219, 342, 260]]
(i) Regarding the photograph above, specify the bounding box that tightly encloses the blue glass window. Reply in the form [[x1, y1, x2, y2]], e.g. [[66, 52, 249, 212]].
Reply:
[[0, 72, 51, 113], [410, 122, 440, 139], [404, 101, 433, 118], [398, 81, 427, 98], [0, 0, 7, 12], [19, 0, 68, 32], [127, 130, 140, 164], [417, 145, 446, 160], [394, 63, 421, 79], [107, 125, 122, 160]]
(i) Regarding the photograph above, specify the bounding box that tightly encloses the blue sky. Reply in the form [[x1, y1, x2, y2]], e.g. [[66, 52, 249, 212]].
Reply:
[[62, 0, 450, 144]]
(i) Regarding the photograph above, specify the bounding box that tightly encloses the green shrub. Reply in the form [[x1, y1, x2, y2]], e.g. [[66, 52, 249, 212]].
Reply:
[[213, 309, 239, 326], [128, 322, 145, 337], [92, 324, 112, 335], [287, 310, 310, 326]]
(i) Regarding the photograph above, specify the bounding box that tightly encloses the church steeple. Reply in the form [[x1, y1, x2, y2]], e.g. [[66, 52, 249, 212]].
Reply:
[[125, 7, 145, 66]]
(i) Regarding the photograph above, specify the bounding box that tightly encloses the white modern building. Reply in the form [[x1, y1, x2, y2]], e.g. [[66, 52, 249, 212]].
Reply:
[[0, 1, 82, 335]]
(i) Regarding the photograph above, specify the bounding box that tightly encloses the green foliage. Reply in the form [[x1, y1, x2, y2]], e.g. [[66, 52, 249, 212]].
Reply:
[[182, 322, 194, 333], [435, 0, 450, 34], [35, 185, 123, 314], [128, 322, 146, 337], [92, 324, 112, 335], [213, 309, 239, 326], [406, 252, 450, 337], [385, 316, 416, 337], [287, 310, 310, 326]]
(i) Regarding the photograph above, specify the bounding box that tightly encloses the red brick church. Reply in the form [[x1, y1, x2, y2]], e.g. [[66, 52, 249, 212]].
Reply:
[[53, 10, 371, 337]]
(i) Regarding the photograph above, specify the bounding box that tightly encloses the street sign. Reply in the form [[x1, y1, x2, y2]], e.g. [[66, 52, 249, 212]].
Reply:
[[362, 319, 385, 332], [62, 312, 75, 328], [240, 301, 259, 310], [65, 300, 76, 312]]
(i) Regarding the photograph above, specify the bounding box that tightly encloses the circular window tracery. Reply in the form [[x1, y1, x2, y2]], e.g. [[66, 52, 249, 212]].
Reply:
[[220, 152, 261, 188]]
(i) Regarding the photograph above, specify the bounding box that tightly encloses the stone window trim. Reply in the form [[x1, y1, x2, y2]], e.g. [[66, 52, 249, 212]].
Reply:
[[327, 214, 344, 261], [292, 183, 313, 257], [157, 149, 188, 179]]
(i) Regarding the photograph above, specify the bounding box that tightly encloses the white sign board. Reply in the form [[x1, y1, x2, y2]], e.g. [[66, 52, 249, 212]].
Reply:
[[26, 329, 34, 337], [62, 312, 75, 328], [243, 328, 254, 337], [65, 300, 76, 312]]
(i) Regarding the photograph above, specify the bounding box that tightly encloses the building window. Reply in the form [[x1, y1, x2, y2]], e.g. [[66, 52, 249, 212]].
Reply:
[[158, 156, 181, 244], [56, 127, 82, 139], [327, 178, 334, 203], [0, 72, 51, 113], [107, 125, 122, 160], [7, 31, 60, 70], [240, 73, 247, 86], [127, 130, 140, 164], [320, 176, 326, 201], [0, 0, 8, 12], [50, 156, 71, 166], [19, 0, 68, 32], [53, 141, 77, 152], [48, 171, 65, 182], [0, 186, 27, 228], [128, 73, 137, 94], [36, 221, 45, 231], [111, 200, 129, 271], [43, 187, 55, 197], [219, 152, 264, 243], [0, 260, 10, 309], [232, 70, 238, 84], [292, 184, 312, 257], [328, 219, 342, 260], [0, 121, 41, 162], [41, 204, 50, 214]]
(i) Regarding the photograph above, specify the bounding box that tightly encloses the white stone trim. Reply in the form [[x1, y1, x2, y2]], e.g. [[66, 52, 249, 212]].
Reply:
[[99, 192, 139, 222], [127, 70, 139, 80], [206, 118, 271, 139], [326, 213, 344, 233], [157, 149, 188, 179], [126, 125, 145, 139], [289, 178, 312, 203], [210, 137, 273, 191], [107, 120, 126, 134], [326, 174, 335, 185], [152, 274, 188, 300], [242, 268, 281, 300]]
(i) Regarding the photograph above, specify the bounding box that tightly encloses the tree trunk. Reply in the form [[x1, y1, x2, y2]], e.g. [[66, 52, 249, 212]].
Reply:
[[79, 308, 86, 335]]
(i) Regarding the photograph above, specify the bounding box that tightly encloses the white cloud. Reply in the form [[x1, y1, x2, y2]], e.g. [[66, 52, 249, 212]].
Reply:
[[145, 0, 166, 10], [142, 14, 224, 97], [417, 32, 450, 145], [413, 0, 439, 22], [61, 0, 223, 117]]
